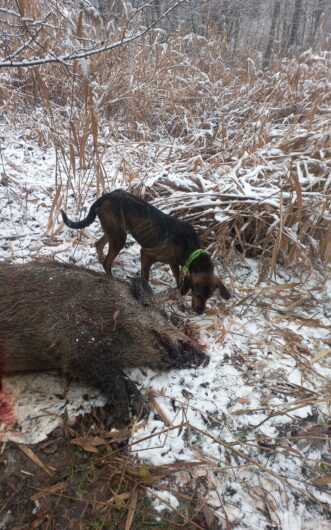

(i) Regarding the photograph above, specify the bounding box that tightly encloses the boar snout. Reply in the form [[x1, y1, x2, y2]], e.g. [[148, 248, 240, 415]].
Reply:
[[157, 333, 209, 369], [180, 340, 210, 368]]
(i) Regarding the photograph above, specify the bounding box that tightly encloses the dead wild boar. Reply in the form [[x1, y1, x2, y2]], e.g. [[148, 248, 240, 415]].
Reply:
[[0, 261, 209, 425]]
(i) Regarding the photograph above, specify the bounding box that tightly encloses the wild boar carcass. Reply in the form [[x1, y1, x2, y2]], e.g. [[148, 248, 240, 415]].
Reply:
[[0, 261, 209, 425]]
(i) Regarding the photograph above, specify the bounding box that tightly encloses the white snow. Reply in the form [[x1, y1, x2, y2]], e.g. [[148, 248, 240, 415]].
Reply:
[[0, 123, 330, 528], [151, 490, 180, 512]]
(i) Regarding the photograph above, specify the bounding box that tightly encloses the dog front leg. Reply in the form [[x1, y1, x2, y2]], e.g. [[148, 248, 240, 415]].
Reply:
[[170, 264, 182, 288]]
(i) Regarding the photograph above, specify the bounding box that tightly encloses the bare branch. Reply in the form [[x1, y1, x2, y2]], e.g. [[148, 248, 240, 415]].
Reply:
[[0, 0, 188, 69], [0, 7, 35, 20], [3, 24, 44, 62], [0, 7, 59, 29]]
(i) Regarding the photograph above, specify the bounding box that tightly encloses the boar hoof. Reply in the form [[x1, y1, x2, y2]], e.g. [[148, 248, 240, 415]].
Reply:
[[125, 379, 150, 419]]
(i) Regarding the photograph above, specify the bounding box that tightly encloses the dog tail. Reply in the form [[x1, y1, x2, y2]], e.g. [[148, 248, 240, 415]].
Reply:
[[61, 197, 103, 229]]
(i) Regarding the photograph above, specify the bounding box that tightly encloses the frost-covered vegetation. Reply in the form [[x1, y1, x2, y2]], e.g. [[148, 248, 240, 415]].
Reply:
[[0, 1, 330, 529]]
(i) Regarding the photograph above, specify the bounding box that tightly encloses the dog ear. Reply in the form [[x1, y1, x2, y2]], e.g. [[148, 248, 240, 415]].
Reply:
[[217, 279, 231, 300], [180, 274, 192, 295]]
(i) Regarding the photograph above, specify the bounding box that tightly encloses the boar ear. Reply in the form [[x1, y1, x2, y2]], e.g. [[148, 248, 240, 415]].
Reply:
[[129, 276, 154, 306], [217, 279, 231, 300], [180, 274, 192, 295]]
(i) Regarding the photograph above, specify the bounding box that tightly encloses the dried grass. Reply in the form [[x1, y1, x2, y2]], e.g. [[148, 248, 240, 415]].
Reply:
[[0, 3, 330, 525], [1, 4, 329, 278]]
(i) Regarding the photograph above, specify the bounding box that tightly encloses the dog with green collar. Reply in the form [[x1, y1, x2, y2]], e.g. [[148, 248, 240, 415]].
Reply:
[[61, 189, 230, 314], [179, 248, 230, 314]]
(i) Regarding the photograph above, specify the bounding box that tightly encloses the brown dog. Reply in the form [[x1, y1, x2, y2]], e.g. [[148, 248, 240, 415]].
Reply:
[[61, 189, 230, 314]]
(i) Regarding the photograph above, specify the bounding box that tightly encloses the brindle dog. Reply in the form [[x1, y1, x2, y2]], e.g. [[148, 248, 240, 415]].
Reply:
[[61, 189, 230, 314]]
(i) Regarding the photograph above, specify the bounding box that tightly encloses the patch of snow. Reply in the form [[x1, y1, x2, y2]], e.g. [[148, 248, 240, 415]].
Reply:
[[0, 123, 330, 529], [151, 490, 180, 513]]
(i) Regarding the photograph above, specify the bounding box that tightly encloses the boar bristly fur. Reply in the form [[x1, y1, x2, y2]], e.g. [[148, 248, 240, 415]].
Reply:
[[0, 261, 209, 425]]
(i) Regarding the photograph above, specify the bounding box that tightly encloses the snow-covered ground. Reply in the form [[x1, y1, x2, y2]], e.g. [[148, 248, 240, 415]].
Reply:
[[0, 125, 330, 529]]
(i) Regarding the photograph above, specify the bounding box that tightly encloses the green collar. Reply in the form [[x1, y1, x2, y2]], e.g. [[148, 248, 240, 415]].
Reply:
[[183, 249, 205, 273]]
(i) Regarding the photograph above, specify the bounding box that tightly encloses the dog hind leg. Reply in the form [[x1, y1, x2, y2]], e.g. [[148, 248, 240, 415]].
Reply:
[[103, 230, 127, 275], [95, 233, 109, 264]]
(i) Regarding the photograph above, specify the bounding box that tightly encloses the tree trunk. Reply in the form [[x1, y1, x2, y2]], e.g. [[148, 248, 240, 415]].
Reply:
[[309, 0, 326, 47], [232, 14, 241, 56], [287, 0, 304, 51], [263, 0, 281, 67]]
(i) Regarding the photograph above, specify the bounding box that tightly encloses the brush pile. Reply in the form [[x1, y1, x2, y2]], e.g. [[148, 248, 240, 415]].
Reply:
[[130, 52, 331, 276]]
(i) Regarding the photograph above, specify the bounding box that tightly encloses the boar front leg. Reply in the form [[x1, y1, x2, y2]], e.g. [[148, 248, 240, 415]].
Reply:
[[85, 368, 145, 426], [89, 370, 134, 426], [67, 338, 146, 426]]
